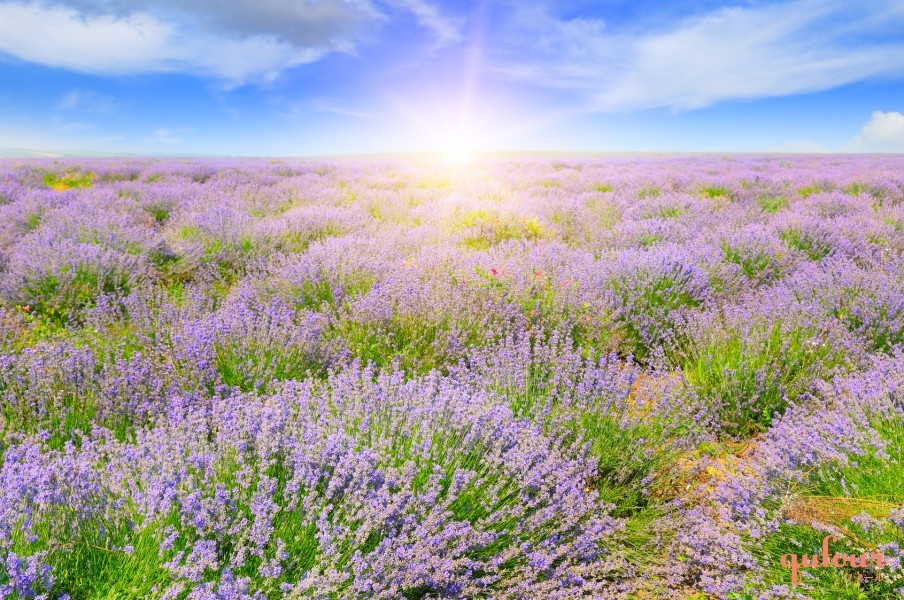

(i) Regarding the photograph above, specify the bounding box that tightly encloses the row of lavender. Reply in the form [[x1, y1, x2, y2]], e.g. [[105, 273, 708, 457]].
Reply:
[[0, 155, 902, 598]]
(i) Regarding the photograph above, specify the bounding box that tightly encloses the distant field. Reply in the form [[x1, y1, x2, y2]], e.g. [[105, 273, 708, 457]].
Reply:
[[0, 155, 902, 599]]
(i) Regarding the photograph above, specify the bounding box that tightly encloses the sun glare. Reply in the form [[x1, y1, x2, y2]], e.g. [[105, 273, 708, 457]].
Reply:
[[442, 136, 474, 165]]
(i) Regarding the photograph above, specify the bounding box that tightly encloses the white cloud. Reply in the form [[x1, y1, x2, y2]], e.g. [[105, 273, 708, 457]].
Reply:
[[492, 0, 904, 111], [851, 111, 904, 152], [51, 0, 381, 48], [0, 0, 461, 85], [0, 4, 173, 74], [0, 2, 331, 84]]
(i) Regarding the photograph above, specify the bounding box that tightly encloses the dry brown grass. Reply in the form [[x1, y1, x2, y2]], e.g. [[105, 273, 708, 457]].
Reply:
[[783, 495, 898, 525]]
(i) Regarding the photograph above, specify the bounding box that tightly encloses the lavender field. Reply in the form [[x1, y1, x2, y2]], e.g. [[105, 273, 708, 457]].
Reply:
[[1, 154, 904, 599]]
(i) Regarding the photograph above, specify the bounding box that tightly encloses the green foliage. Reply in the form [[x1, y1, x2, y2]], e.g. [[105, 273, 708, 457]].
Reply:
[[609, 271, 703, 362], [23, 212, 42, 231], [637, 233, 662, 248], [720, 241, 781, 282], [296, 272, 374, 312], [23, 264, 131, 326], [813, 415, 904, 504], [146, 204, 172, 225], [214, 337, 324, 393], [752, 416, 904, 598], [780, 228, 832, 260], [584, 197, 621, 229], [797, 182, 832, 198], [275, 222, 343, 254], [652, 205, 685, 219], [453, 209, 546, 250], [484, 353, 689, 577], [756, 523, 897, 599], [682, 323, 849, 438], [329, 311, 472, 375], [757, 195, 790, 213], [99, 170, 140, 183], [42, 169, 95, 191], [699, 185, 733, 200], [551, 208, 589, 245], [637, 186, 661, 199], [8, 508, 169, 599], [844, 182, 888, 199]]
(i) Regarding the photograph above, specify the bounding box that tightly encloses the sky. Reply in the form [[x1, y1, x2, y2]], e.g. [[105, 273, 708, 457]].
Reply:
[[0, 0, 903, 156]]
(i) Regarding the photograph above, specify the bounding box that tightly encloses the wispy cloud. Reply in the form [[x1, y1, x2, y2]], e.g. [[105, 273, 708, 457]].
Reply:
[[0, 0, 461, 85], [56, 89, 119, 114], [386, 0, 463, 47], [492, 0, 904, 111], [280, 98, 374, 119], [312, 102, 374, 119]]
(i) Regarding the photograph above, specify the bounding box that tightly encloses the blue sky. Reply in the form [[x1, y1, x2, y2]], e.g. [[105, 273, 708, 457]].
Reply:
[[0, 0, 903, 155]]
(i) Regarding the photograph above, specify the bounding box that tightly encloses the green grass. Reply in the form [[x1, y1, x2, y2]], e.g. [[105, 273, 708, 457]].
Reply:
[[145, 204, 172, 225], [750, 415, 904, 597], [780, 228, 832, 261], [0, 380, 99, 448], [23, 212, 42, 231], [453, 209, 547, 250], [757, 195, 790, 213], [637, 233, 663, 248], [470, 265, 614, 355], [797, 182, 833, 198], [294, 272, 374, 312], [22, 264, 132, 326], [214, 337, 325, 393], [329, 310, 483, 375], [811, 415, 904, 508], [484, 354, 692, 583], [7, 511, 171, 599], [681, 322, 849, 438], [637, 186, 661, 199], [584, 197, 621, 230], [41, 169, 95, 191], [753, 523, 896, 599], [48, 526, 170, 599], [551, 208, 590, 245], [720, 241, 781, 282], [609, 271, 704, 362], [99, 170, 140, 183], [652, 205, 685, 219], [274, 222, 343, 254], [843, 182, 888, 199], [699, 185, 733, 200]]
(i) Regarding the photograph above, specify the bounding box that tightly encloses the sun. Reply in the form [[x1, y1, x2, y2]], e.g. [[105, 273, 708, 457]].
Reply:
[[442, 136, 474, 165], [443, 141, 473, 166]]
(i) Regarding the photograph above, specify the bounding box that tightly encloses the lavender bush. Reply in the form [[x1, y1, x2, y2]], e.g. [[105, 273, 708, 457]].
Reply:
[[0, 155, 903, 598]]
